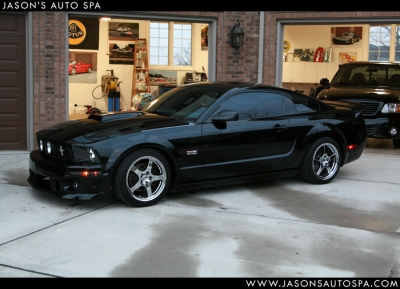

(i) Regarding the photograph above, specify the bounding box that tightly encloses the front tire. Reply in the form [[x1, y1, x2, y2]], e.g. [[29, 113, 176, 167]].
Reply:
[[299, 137, 341, 184], [112, 149, 171, 207]]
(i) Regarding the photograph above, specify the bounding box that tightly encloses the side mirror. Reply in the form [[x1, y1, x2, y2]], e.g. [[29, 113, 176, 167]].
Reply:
[[320, 78, 330, 87]]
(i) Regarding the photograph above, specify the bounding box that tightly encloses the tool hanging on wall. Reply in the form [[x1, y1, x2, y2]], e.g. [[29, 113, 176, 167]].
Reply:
[[100, 70, 121, 112]]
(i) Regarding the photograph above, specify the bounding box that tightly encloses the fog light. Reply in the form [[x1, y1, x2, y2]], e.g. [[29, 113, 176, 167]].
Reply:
[[389, 127, 398, 136]]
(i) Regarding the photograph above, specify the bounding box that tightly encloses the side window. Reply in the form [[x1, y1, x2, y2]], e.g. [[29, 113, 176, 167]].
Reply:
[[210, 92, 283, 121], [284, 94, 319, 115]]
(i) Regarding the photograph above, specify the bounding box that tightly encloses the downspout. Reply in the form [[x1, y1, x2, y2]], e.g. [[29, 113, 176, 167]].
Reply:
[[27, 12, 34, 151], [257, 11, 265, 84]]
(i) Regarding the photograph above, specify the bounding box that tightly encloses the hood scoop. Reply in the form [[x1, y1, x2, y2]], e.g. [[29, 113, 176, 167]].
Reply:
[[88, 111, 144, 122]]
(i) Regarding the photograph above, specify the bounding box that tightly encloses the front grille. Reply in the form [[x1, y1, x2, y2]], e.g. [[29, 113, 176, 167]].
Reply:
[[72, 146, 89, 161], [366, 126, 377, 135], [343, 99, 384, 117]]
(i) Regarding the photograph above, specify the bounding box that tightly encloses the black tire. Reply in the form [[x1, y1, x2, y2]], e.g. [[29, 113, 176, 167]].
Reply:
[[299, 137, 341, 184], [112, 149, 171, 207], [393, 139, 400, 148]]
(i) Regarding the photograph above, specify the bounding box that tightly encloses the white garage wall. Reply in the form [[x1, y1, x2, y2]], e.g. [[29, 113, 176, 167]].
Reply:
[[282, 24, 370, 95]]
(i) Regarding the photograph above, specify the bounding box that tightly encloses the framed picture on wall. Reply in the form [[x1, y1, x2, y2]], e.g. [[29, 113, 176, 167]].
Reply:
[[339, 52, 357, 63], [109, 22, 139, 41], [68, 51, 97, 83], [109, 42, 135, 65], [201, 25, 208, 51], [293, 49, 314, 62], [331, 27, 362, 45]]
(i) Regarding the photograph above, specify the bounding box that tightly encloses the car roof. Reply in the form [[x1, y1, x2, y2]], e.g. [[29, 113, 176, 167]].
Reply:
[[341, 61, 400, 66], [182, 81, 295, 94]]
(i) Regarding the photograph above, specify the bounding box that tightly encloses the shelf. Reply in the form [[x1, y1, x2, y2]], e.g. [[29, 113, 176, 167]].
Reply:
[[131, 38, 150, 109]]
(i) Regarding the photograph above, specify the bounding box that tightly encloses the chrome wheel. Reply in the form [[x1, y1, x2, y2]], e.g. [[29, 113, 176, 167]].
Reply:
[[299, 137, 341, 184], [113, 149, 171, 207], [312, 142, 339, 180], [126, 155, 167, 202]]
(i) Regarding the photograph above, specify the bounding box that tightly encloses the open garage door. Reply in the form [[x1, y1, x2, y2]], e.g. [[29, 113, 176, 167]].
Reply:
[[0, 14, 27, 150]]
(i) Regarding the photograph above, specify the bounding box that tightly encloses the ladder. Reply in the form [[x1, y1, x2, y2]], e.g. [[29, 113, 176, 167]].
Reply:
[[131, 38, 150, 107]]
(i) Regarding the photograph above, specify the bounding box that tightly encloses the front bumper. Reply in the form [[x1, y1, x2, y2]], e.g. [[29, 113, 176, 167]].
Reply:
[[28, 150, 112, 199], [364, 118, 400, 139]]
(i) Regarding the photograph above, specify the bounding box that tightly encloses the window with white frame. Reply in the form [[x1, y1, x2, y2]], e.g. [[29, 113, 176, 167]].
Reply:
[[173, 23, 192, 66], [369, 25, 391, 61], [369, 24, 400, 62], [149, 22, 192, 66], [394, 26, 400, 62], [149, 22, 169, 65]]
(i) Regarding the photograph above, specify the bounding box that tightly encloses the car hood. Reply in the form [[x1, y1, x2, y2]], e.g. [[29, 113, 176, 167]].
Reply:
[[318, 86, 400, 102], [36, 111, 188, 143], [320, 99, 363, 112]]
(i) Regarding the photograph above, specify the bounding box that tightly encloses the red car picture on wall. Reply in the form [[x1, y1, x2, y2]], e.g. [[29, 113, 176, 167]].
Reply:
[[68, 61, 92, 75]]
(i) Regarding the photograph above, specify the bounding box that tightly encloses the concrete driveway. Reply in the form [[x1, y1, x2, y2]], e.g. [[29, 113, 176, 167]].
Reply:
[[0, 139, 399, 277]]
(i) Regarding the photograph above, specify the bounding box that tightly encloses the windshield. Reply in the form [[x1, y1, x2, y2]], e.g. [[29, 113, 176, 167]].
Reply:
[[141, 86, 227, 122], [331, 64, 400, 87]]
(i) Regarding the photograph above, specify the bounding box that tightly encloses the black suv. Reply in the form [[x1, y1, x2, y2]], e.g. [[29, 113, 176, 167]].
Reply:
[[317, 61, 400, 147]]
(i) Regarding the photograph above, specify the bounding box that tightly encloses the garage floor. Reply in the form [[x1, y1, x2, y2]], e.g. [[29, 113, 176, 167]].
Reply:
[[0, 139, 399, 278]]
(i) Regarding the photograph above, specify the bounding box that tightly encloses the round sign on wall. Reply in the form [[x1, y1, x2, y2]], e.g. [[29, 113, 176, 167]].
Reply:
[[283, 40, 290, 53], [68, 19, 86, 46]]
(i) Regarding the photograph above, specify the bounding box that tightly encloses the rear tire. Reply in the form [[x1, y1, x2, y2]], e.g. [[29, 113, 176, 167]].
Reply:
[[299, 137, 341, 184], [112, 149, 171, 207]]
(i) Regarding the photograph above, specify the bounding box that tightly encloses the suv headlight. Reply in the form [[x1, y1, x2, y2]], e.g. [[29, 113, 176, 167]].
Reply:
[[381, 103, 400, 113]]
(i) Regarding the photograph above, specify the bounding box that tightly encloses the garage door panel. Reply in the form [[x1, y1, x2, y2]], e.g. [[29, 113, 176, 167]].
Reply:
[[0, 71, 18, 87], [0, 14, 24, 36], [0, 125, 26, 148], [0, 98, 18, 114], [0, 14, 26, 150]]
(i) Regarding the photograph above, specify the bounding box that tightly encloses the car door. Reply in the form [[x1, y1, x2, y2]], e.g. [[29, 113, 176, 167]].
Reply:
[[201, 90, 294, 180]]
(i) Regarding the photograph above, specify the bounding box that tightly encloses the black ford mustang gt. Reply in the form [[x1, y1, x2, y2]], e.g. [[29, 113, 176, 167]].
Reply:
[[28, 82, 367, 207]]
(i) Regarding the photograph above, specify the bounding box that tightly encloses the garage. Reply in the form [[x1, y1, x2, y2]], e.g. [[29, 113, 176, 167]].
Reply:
[[0, 13, 27, 150], [67, 15, 213, 119]]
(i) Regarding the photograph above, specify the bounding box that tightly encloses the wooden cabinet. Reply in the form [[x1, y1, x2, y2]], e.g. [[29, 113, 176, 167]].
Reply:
[[131, 38, 150, 103], [283, 62, 336, 83]]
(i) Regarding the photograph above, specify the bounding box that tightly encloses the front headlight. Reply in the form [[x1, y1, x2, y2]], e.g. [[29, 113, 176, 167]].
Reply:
[[381, 103, 400, 113], [39, 139, 44, 152], [88, 148, 97, 162], [45, 141, 56, 155], [72, 146, 100, 163]]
